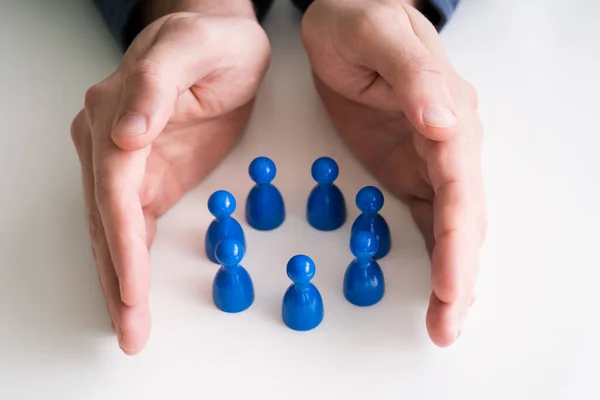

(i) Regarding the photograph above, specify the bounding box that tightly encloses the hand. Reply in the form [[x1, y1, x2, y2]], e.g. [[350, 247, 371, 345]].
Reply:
[[302, 0, 486, 346], [71, 2, 270, 354]]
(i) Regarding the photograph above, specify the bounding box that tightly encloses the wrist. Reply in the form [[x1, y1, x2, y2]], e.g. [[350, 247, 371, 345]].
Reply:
[[142, 0, 257, 24]]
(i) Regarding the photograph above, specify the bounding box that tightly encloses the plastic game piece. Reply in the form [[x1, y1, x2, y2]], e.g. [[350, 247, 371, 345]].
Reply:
[[350, 186, 391, 260], [344, 231, 385, 307], [282, 255, 324, 331], [205, 190, 246, 264], [212, 239, 254, 313], [245, 156, 286, 231], [306, 157, 347, 231]]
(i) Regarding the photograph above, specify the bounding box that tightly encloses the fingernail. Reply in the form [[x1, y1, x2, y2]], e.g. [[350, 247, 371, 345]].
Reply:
[[114, 113, 147, 137], [119, 281, 126, 303], [117, 330, 134, 354], [423, 106, 458, 128]]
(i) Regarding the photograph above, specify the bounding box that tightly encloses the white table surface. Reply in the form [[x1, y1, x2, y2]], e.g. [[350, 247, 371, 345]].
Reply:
[[1, 0, 599, 399]]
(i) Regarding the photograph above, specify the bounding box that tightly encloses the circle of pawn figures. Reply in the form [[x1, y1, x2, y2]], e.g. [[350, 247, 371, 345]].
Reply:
[[205, 156, 391, 331]]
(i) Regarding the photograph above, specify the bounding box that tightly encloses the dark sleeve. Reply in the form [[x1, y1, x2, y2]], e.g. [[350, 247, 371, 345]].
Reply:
[[419, 0, 461, 31], [90, 0, 274, 51], [290, 0, 461, 31], [91, 0, 141, 50]]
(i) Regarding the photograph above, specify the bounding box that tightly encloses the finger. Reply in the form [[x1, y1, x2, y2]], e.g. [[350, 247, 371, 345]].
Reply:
[[93, 141, 151, 307], [86, 82, 152, 308], [401, 4, 456, 74], [72, 111, 151, 353], [110, 58, 177, 151], [409, 198, 435, 256], [424, 127, 485, 346], [355, 7, 459, 141], [431, 172, 483, 305], [145, 213, 157, 249], [118, 302, 152, 355], [72, 110, 120, 327], [431, 181, 471, 303], [426, 292, 465, 347], [428, 114, 485, 292]]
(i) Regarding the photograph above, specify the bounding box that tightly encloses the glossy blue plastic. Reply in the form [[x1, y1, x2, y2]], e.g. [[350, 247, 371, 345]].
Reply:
[[282, 255, 324, 331], [307, 157, 347, 231], [344, 231, 385, 307], [212, 239, 254, 313], [245, 156, 286, 231], [351, 186, 391, 259], [205, 190, 246, 263]]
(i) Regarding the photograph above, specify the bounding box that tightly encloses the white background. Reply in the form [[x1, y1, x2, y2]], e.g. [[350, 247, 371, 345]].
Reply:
[[1, 0, 599, 399]]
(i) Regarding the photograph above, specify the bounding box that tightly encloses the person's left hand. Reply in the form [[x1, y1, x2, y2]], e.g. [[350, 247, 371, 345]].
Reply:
[[301, 0, 487, 346]]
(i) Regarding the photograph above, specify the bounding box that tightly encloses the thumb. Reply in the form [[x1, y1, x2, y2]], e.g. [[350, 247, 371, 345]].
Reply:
[[359, 9, 459, 141], [110, 22, 220, 151], [110, 60, 177, 151]]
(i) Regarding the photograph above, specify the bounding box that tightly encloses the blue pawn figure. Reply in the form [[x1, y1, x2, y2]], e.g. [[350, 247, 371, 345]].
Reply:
[[344, 231, 385, 307], [351, 186, 391, 259], [245, 156, 285, 231], [205, 190, 246, 264], [282, 255, 324, 331], [212, 239, 254, 313], [306, 157, 346, 231]]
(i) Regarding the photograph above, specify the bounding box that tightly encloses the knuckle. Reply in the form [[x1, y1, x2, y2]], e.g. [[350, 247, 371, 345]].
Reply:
[[83, 75, 118, 124], [84, 84, 103, 110], [404, 57, 444, 80], [70, 111, 93, 162], [358, 5, 393, 30], [70, 111, 86, 149], [84, 79, 113, 122], [127, 60, 163, 89], [94, 178, 127, 220], [349, 6, 390, 40]]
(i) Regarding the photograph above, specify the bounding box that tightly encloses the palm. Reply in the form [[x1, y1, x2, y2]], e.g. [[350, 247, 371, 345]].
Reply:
[[304, 2, 487, 344], [313, 77, 436, 250], [140, 90, 255, 245]]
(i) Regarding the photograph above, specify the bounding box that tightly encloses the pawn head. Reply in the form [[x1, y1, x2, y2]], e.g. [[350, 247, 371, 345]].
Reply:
[[215, 239, 245, 267], [286, 254, 316, 284], [351, 231, 378, 260], [355, 186, 384, 214], [311, 157, 339, 184], [249, 156, 276, 184], [208, 190, 236, 219]]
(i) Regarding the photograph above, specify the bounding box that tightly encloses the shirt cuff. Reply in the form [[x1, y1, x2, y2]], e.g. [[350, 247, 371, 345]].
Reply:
[[91, 0, 274, 51], [91, 0, 141, 50], [290, 0, 460, 31], [420, 0, 460, 31]]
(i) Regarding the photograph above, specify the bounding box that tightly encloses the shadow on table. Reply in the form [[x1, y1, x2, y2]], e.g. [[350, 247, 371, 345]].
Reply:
[[311, 194, 433, 350]]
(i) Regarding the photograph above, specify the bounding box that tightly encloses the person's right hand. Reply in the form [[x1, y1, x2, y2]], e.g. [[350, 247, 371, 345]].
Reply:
[[71, 6, 270, 355]]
